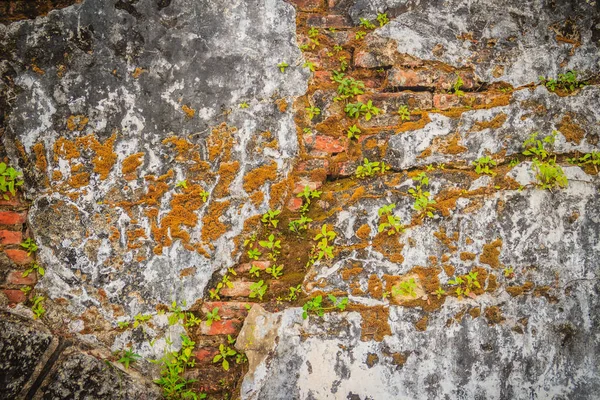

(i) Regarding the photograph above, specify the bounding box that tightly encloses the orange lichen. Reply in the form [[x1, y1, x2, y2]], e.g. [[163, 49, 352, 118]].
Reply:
[[433, 228, 458, 252], [269, 177, 293, 209], [250, 191, 264, 207], [207, 123, 236, 162], [127, 228, 147, 249], [275, 98, 288, 112], [341, 266, 363, 280], [432, 132, 467, 155], [76, 133, 118, 180], [460, 252, 476, 261], [182, 104, 196, 118], [162, 137, 196, 161], [122, 153, 144, 178], [132, 67, 146, 79], [53, 137, 80, 161], [66, 115, 89, 131], [32, 142, 48, 171], [367, 274, 383, 299], [243, 162, 278, 193], [32, 64, 45, 75], [214, 161, 240, 198], [415, 316, 428, 331], [484, 306, 505, 325], [357, 306, 391, 342], [52, 170, 63, 181], [479, 239, 502, 268], [557, 114, 585, 144], [68, 172, 90, 188], [201, 200, 230, 242], [356, 224, 371, 240], [471, 113, 507, 131]]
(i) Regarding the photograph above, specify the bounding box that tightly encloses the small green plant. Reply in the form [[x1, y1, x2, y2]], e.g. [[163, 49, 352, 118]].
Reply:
[[289, 215, 312, 234], [287, 284, 302, 301], [303, 61, 316, 72], [21, 238, 38, 255], [296, 185, 321, 214], [569, 151, 600, 173], [392, 278, 417, 298], [302, 294, 348, 319], [266, 263, 283, 279], [347, 125, 361, 140], [359, 18, 375, 29], [532, 158, 568, 190], [377, 13, 389, 27], [168, 301, 187, 326], [313, 224, 336, 261], [117, 321, 130, 329], [305, 105, 321, 120], [452, 76, 465, 97], [408, 173, 436, 218], [247, 248, 262, 261], [308, 27, 319, 38], [397, 105, 410, 121], [199, 190, 209, 202], [261, 209, 281, 228], [333, 45, 343, 52], [377, 204, 404, 235], [334, 77, 365, 102], [345, 100, 381, 121], [212, 343, 237, 371], [184, 313, 202, 328], [22, 263, 45, 277], [133, 313, 152, 328], [435, 287, 446, 299], [299, 44, 310, 51], [205, 307, 221, 327], [239, 102, 249, 109], [249, 280, 267, 300], [503, 267, 514, 279], [31, 295, 45, 319], [0, 163, 23, 200], [522, 131, 556, 160], [509, 158, 520, 167], [259, 234, 281, 260], [248, 264, 261, 278], [339, 56, 348, 71], [175, 180, 187, 189], [153, 335, 204, 399], [209, 273, 234, 300], [449, 271, 481, 299], [539, 70, 585, 93], [277, 62, 289, 73], [355, 158, 380, 178], [118, 348, 141, 369], [355, 31, 366, 40], [473, 155, 497, 176]]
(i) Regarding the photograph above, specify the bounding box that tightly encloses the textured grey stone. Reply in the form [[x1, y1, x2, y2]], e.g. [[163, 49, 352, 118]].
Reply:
[[0, 310, 55, 400]]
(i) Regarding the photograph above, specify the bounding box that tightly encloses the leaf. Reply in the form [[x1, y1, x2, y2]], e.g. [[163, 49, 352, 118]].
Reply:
[[222, 359, 230, 371]]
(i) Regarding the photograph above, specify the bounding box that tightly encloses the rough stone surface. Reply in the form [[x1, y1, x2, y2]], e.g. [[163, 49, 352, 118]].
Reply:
[[0, 0, 307, 348], [0, 310, 54, 399]]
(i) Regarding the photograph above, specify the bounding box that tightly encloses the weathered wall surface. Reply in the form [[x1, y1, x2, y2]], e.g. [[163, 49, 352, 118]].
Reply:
[[1, 0, 599, 398]]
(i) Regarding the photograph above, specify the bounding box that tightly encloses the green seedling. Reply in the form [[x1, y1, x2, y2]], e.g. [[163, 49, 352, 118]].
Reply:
[[539, 70, 585, 92], [308, 27, 319, 38], [213, 344, 237, 371], [239, 102, 249, 109], [247, 248, 262, 261], [334, 77, 365, 102], [347, 125, 361, 140], [118, 348, 141, 369], [168, 301, 186, 326], [345, 100, 381, 121], [249, 280, 267, 300], [153, 335, 204, 399], [22, 263, 45, 278], [302, 294, 348, 319], [532, 158, 568, 190], [266, 264, 283, 279], [0, 162, 23, 200], [259, 234, 281, 260], [205, 307, 221, 327], [31, 295, 45, 319], [509, 158, 519, 167], [117, 321, 130, 329], [289, 215, 313, 234], [303, 61, 316, 72], [278, 62, 289, 73], [21, 238, 38, 255], [355, 158, 380, 178], [452, 76, 465, 97], [248, 264, 261, 278], [503, 267, 515, 279], [287, 284, 302, 301], [359, 18, 375, 29], [397, 105, 410, 121], [333, 45, 343, 52], [473, 155, 497, 176], [355, 31, 366, 40], [133, 313, 151, 328], [392, 278, 417, 298], [306, 105, 321, 120], [377, 204, 404, 235], [184, 313, 202, 327], [377, 13, 389, 27], [175, 180, 187, 189], [435, 287, 446, 299], [261, 209, 281, 228], [408, 173, 436, 218]]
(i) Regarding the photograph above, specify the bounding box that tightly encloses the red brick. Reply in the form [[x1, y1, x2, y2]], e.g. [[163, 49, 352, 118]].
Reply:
[[305, 14, 352, 28], [2, 289, 27, 303], [220, 281, 252, 297], [287, 197, 303, 212], [5, 249, 34, 265], [296, 158, 330, 173], [0, 211, 26, 225], [354, 37, 399, 68], [313, 71, 333, 86], [0, 196, 24, 206], [388, 67, 476, 90], [201, 301, 252, 319], [288, 0, 324, 11], [7, 270, 37, 285], [305, 135, 346, 154], [236, 261, 270, 274], [293, 178, 323, 194], [199, 319, 242, 336], [0, 230, 22, 245], [195, 347, 218, 363], [433, 93, 462, 110]]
